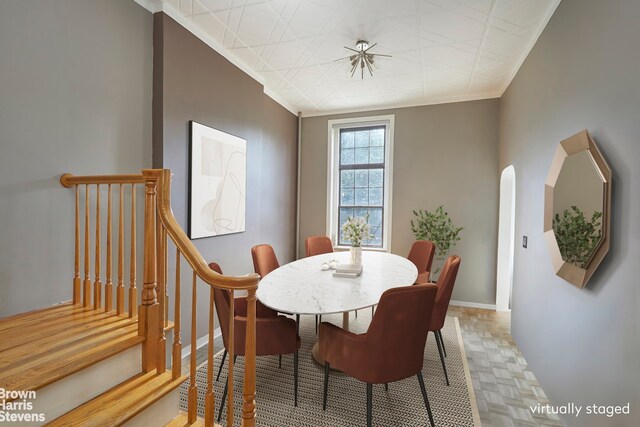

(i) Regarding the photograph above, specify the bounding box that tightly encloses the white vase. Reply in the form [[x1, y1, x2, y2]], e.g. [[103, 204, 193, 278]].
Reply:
[[350, 246, 362, 266]]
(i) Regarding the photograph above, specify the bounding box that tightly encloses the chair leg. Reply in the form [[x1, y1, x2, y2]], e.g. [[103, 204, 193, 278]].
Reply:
[[366, 383, 373, 427], [355, 309, 358, 318], [434, 331, 450, 386], [322, 362, 330, 410], [279, 354, 282, 369], [296, 314, 300, 335], [217, 355, 237, 422], [216, 349, 227, 381], [437, 330, 447, 357], [384, 383, 388, 391], [371, 306, 375, 316], [294, 351, 299, 407], [417, 372, 436, 427], [315, 315, 318, 334]]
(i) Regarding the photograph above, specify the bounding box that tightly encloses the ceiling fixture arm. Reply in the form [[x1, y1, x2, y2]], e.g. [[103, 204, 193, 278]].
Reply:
[[334, 40, 392, 78]]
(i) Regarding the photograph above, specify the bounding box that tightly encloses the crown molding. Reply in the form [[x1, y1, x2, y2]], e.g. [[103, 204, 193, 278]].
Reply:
[[300, 92, 501, 118], [133, 0, 298, 116]]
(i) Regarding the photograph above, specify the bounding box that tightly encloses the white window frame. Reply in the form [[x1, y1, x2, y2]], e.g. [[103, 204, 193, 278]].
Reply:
[[326, 114, 394, 252]]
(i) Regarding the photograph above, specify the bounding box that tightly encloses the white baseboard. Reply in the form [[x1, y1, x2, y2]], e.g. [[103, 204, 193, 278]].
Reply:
[[450, 300, 497, 310], [181, 327, 221, 359]]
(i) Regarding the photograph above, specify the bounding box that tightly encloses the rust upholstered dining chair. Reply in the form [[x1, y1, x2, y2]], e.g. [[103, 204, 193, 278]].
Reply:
[[408, 240, 436, 284], [429, 255, 461, 386], [251, 244, 281, 278], [209, 262, 301, 420], [319, 284, 438, 427], [208, 262, 277, 383], [253, 243, 323, 333], [305, 235, 334, 257]]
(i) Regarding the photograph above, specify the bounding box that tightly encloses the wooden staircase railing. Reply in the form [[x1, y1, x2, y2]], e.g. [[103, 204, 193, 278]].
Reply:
[[60, 170, 259, 427]]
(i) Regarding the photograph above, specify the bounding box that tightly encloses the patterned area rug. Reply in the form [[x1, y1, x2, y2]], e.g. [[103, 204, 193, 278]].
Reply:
[[179, 311, 480, 426]]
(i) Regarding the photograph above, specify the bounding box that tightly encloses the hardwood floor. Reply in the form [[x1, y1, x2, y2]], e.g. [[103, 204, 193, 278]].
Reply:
[[448, 306, 563, 427]]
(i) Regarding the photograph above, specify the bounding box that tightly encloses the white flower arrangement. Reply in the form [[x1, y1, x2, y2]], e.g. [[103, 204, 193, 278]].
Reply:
[[341, 214, 372, 247]]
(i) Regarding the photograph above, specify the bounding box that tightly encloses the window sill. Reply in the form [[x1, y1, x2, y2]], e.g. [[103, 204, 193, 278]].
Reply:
[[334, 246, 389, 253]]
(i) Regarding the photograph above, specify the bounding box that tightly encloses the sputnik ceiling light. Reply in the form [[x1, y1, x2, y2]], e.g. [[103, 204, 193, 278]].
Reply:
[[334, 40, 392, 79]]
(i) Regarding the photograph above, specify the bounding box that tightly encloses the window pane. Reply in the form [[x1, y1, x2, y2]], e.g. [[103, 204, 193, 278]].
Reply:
[[354, 170, 368, 187], [335, 124, 388, 248], [355, 131, 369, 147], [340, 189, 354, 206], [341, 131, 354, 148], [339, 208, 355, 245], [369, 169, 383, 187], [354, 148, 369, 164], [341, 148, 354, 165], [355, 188, 368, 205], [340, 170, 354, 187], [370, 128, 384, 146], [366, 208, 383, 246], [369, 146, 384, 163], [369, 188, 383, 206]]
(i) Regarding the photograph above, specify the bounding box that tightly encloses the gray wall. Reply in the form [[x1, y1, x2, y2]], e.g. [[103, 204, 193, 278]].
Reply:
[[153, 13, 298, 346], [0, 0, 152, 317], [300, 100, 499, 305], [499, 0, 640, 425]]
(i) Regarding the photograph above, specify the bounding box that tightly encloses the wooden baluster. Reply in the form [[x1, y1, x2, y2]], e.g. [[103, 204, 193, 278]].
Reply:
[[164, 230, 169, 328], [129, 183, 137, 318], [227, 289, 235, 427], [242, 288, 257, 427], [73, 185, 81, 304], [188, 272, 198, 424], [105, 184, 113, 312], [94, 184, 102, 310], [157, 216, 167, 373], [83, 184, 91, 307], [139, 172, 159, 372], [171, 248, 182, 380], [117, 184, 125, 315], [204, 286, 215, 427]]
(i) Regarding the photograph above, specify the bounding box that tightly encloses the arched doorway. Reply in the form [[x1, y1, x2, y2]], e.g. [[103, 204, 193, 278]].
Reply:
[[496, 165, 516, 311]]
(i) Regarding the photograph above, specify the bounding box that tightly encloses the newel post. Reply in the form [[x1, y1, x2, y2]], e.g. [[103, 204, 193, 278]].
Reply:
[[139, 169, 162, 372], [242, 287, 258, 426]]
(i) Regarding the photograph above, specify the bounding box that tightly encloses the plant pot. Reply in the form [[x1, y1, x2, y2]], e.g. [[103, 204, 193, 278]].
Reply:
[[350, 246, 362, 266]]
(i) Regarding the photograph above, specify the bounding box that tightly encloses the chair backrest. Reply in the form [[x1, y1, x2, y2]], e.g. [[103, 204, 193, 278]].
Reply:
[[364, 284, 437, 383], [430, 255, 461, 331], [305, 236, 334, 257], [407, 240, 436, 276], [208, 262, 232, 349], [251, 244, 279, 278]]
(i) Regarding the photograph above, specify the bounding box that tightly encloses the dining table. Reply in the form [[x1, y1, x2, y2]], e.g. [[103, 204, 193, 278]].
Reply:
[[256, 250, 418, 365]]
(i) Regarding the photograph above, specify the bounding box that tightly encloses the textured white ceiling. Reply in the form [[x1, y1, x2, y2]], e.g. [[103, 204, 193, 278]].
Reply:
[[142, 0, 560, 116]]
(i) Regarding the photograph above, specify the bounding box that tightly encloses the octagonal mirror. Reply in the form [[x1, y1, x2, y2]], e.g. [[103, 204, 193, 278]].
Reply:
[[544, 130, 612, 288]]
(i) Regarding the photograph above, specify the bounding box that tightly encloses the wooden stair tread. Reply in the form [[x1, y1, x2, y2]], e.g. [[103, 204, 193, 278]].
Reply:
[[165, 411, 212, 427], [46, 371, 187, 427], [0, 305, 143, 392]]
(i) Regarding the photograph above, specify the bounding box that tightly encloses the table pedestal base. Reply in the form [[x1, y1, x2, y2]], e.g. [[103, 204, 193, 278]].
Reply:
[[312, 342, 343, 372], [312, 311, 352, 371]]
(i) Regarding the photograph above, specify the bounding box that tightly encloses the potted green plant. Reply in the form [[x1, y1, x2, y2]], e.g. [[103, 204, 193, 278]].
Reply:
[[341, 214, 372, 265], [410, 206, 463, 279]]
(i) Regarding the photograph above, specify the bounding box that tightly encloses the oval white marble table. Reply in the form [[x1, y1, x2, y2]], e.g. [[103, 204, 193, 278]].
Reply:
[[256, 251, 417, 365]]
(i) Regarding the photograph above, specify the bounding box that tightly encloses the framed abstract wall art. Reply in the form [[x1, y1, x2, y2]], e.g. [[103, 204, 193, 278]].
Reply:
[[189, 121, 246, 239]]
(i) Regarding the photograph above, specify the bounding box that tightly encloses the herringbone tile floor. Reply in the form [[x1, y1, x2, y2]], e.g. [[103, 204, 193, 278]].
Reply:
[[448, 306, 563, 427]]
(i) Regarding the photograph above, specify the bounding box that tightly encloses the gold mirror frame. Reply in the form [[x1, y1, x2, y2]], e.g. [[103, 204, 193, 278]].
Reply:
[[544, 130, 612, 288]]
